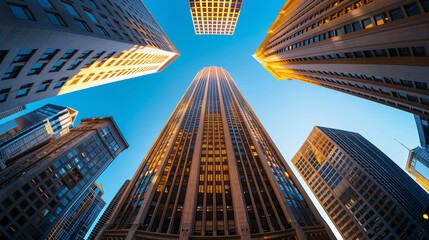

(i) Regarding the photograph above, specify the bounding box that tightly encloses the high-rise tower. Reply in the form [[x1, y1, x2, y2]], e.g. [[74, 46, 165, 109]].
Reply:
[[0, 117, 128, 240], [88, 180, 130, 240], [188, 0, 243, 35], [47, 182, 106, 240], [406, 146, 429, 192], [0, 104, 78, 169], [98, 67, 333, 240], [254, 0, 429, 118], [0, 0, 179, 113], [292, 126, 429, 240]]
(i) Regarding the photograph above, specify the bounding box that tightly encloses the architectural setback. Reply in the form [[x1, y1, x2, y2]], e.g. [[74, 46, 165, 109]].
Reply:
[[406, 146, 429, 192], [46, 182, 106, 240], [98, 67, 334, 240], [188, 0, 243, 35], [0, 0, 179, 113], [292, 126, 429, 240], [0, 117, 128, 240], [254, 0, 429, 118]]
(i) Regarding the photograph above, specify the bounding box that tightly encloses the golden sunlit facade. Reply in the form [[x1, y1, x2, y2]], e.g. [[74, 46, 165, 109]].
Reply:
[[188, 0, 243, 35], [406, 147, 429, 192], [0, 0, 179, 113], [97, 67, 334, 240], [254, 0, 429, 118]]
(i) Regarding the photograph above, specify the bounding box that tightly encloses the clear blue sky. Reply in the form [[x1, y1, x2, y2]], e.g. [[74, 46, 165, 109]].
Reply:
[[3, 1, 421, 239]]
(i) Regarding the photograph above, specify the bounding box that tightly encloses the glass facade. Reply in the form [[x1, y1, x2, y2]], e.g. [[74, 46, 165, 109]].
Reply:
[[293, 126, 429, 240], [100, 67, 333, 240]]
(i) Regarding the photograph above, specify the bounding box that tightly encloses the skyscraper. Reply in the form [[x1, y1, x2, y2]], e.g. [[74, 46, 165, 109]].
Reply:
[[0, 105, 26, 120], [47, 182, 106, 240], [415, 115, 429, 149], [406, 146, 429, 192], [88, 180, 130, 240], [0, 104, 78, 170], [98, 67, 333, 240], [188, 0, 243, 35], [0, 117, 128, 240], [0, 0, 179, 113], [254, 0, 429, 118], [292, 126, 429, 240]]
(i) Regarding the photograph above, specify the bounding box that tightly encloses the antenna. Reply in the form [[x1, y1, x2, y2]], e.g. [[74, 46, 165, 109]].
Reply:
[[394, 138, 410, 151]]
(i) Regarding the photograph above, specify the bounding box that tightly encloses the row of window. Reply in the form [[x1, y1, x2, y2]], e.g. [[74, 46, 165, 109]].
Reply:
[[269, 0, 429, 55], [295, 68, 428, 91]]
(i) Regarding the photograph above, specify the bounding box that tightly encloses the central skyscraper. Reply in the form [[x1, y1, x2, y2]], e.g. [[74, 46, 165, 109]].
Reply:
[[97, 67, 334, 240]]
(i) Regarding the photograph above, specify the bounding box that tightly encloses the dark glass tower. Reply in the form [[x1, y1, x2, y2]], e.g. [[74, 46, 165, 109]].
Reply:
[[47, 182, 106, 240], [99, 67, 334, 240], [292, 126, 429, 240]]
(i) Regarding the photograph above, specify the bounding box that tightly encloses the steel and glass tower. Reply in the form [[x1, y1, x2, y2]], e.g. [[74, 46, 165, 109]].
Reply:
[[98, 67, 333, 240], [292, 126, 429, 240]]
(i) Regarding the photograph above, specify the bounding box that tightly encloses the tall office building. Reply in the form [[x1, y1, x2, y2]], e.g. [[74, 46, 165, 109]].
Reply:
[[406, 146, 429, 192], [188, 0, 243, 35], [88, 180, 130, 240], [47, 182, 106, 240], [292, 126, 429, 240], [254, 0, 429, 118], [0, 104, 78, 169], [0, 105, 26, 120], [98, 67, 333, 240], [0, 0, 179, 113], [0, 117, 128, 240], [415, 115, 429, 149]]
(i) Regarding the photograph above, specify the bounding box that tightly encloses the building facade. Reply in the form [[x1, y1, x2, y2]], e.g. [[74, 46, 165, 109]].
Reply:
[[0, 105, 26, 120], [0, 117, 128, 240], [415, 115, 429, 149], [98, 67, 333, 240], [0, 104, 78, 169], [47, 182, 106, 240], [254, 0, 429, 118], [406, 146, 429, 192], [89, 180, 130, 240], [188, 0, 243, 35], [292, 126, 429, 240], [0, 0, 179, 112]]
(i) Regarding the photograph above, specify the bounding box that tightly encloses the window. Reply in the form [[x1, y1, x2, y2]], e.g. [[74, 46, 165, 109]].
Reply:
[[412, 47, 426, 56], [374, 49, 387, 57], [345, 52, 353, 58], [421, 0, 429, 11], [16, 84, 33, 98], [40, 49, 59, 60], [344, 24, 352, 34], [14, 49, 36, 62], [92, 51, 105, 59], [3, 66, 23, 79], [415, 81, 428, 90], [67, 61, 81, 70], [49, 61, 66, 72], [112, 30, 122, 39], [328, 30, 335, 38], [389, 8, 404, 20], [54, 81, 65, 88], [397, 47, 411, 56], [75, 19, 92, 32], [421, 97, 429, 105], [101, 16, 112, 27], [352, 21, 362, 31], [335, 28, 343, 36], [388, 48, 399, 57], [362, 18, 373, 29], [62, 2, 80, 17], [83, 60, 95, 68], [85, 10, 98, 23], [404, 2, 421, 16], [78, 50, 93, 59], [97, 26, 109, 36], [37, 80, 52, 92], [0, 89, 10, 102], [353, 52, 363, 58], [38, 0, 54, 9], [46, 12, 67, 26], [0, 50, 8, 64], [28, 62, 47, 75], [89, 0, 99, 9], [61, 49, 77, 59], [8, 4, 35, 20], [374, 13, 388, 25]]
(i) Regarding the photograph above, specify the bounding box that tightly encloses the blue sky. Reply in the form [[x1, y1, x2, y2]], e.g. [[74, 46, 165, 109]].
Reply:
[[3, 1, 421, 239]]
